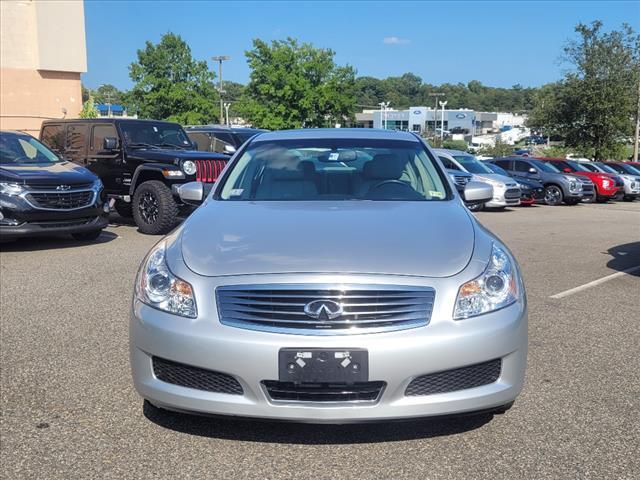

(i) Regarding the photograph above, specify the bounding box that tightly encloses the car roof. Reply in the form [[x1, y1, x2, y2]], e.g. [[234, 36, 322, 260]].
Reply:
[[251, 128, 421, 142], [0, 130, 31, 136], [41, 118, 182, 126], [434, 148, 470, 156]]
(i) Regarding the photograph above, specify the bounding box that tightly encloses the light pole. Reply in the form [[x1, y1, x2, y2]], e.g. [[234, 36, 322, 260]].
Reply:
[[378, 101, 390, 129], [439, 100, 448, 141], [212, 55, 230, 124], [224, 102, 231, 127], [429, 92, 445, 135]]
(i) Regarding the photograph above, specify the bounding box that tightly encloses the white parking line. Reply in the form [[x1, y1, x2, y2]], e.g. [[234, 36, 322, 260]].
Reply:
[[550, 265, 640, 299]]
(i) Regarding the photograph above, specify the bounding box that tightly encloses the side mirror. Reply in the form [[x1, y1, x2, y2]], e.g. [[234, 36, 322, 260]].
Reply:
[[528, 167, 538, 174], [223, 144, 236, 155], [175, 181, 204, 205], [103, 137, 118, 150], [563, 167, 572, 173], [463, 181, 493, 205]]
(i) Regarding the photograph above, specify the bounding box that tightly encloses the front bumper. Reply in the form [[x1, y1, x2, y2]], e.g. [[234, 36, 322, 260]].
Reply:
[[131, 297, 527, 423], [0, 214, 108, 239]]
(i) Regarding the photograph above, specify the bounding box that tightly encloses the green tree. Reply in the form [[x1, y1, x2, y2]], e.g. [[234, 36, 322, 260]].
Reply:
[[79, 96, 99, 118], [529, 21, 640, 160], [240, 38, 356, 129], [128, 32, 219, 124], [478, 141, 514, 158]]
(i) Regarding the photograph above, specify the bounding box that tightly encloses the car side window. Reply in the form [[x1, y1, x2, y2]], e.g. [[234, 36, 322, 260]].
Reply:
[[41, 124, 65, 152], [91, 124, 118, 151], [66, 124, 88, 150], [494, 159, 511, 170], [439, 156, 458, 170], [514, 160, 531, 172]]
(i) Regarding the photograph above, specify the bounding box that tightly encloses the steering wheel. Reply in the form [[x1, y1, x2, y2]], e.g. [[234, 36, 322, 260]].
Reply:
[[367, 180, 421, 199]]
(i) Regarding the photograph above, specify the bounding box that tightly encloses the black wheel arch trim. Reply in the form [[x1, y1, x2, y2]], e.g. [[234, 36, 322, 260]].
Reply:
[[129, 163, 185, 196]]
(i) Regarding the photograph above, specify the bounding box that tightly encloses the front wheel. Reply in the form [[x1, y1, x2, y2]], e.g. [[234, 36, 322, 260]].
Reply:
[[544, 185, 563, 206], [132, 180, 179, 235], [72, 230, 103, 241]]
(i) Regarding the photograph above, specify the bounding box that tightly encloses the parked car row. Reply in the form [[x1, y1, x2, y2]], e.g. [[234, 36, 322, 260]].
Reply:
[[2, 125, 639, 243]]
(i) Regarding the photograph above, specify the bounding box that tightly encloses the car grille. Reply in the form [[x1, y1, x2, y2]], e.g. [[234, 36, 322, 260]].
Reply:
[[262, 381, 385, 403], [25, 182, 93, 191], [505, 188, 521, 199], [405, 359, 501, 396], [152, 356, 243, 395], [216, 284, 435, 335], [194, 159, 227, 183], [26, 191, 94, 210]]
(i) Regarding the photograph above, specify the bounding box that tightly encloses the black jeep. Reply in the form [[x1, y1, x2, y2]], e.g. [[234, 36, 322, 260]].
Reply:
[[39, 119, 229, 234]]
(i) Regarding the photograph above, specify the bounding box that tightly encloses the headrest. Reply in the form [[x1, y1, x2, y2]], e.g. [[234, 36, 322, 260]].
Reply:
[[265, 156, 315, 180], [363, 154, 406, 180]]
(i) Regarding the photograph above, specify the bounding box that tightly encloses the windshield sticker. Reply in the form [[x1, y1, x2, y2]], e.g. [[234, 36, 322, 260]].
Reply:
[[429, 191, 445, 198], [328, 152, 340, 161], [230, 189, 244, 197]]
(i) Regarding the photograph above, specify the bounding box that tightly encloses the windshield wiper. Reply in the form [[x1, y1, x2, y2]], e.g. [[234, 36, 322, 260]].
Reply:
[[157, 142, 188, 150], [128, 143, 159, 150]]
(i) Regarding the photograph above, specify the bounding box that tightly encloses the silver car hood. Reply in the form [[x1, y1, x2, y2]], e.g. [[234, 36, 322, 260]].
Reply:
[[473, 173, 517, 187], [180, 201, 475, 278]]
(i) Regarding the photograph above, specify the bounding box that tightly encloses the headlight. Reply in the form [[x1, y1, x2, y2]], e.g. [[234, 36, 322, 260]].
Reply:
[[602, 179, 611, 188], [182, 160, 197, 175], [453, 244, 519, 319], [135, 241, 197, 318], [0, 182, 25, 196], [569, 181, 578, 191]]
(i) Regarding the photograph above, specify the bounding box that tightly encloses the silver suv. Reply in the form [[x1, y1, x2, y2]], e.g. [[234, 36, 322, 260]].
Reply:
[[130, 129, 528, 423]]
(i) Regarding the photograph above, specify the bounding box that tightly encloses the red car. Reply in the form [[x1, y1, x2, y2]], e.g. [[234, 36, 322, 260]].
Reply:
[[538, 158, 620, 202]]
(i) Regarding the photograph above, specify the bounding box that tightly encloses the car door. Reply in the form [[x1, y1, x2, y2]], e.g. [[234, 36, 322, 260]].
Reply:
[[87, 123, 124, 193], [513, 160, 539, 181], [64, 123, 89, 166]]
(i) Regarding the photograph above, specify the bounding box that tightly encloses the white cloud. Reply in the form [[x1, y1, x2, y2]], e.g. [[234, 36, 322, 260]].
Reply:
[[383, 36, 411, 45]]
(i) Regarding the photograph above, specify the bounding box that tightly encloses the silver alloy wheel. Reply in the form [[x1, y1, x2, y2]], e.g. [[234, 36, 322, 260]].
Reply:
[[544, 186, 562, 206]]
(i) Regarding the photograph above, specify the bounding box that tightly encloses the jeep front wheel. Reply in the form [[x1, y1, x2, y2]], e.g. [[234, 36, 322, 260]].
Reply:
[[132, 180, 179, 235]]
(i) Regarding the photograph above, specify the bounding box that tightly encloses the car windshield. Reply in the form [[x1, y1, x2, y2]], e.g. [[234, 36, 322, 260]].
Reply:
[[119, 122, 192, 149], [580, 163, 600, 172], [0, 133, 60, 164], [452, 154, 494, 174], [565, 160, 590, 172], [594, 163, 620, 174], [621, 164, 640, 175], [531, 159, 561, 173], [218, 139, 449, 201], [485, 163, 509, 176]]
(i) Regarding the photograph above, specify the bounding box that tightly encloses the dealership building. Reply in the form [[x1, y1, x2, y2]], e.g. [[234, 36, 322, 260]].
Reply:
[[354, 108, 523, 135]]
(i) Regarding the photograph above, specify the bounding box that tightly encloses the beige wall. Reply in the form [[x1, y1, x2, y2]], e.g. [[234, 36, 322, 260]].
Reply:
[[0, 0, 87, 134]]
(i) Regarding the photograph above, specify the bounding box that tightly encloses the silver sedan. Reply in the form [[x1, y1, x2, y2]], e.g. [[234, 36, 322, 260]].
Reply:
[[130, 129, 528, 423]]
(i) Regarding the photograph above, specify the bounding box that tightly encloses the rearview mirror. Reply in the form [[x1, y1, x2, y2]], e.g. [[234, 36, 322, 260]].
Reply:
[[528, 167, 537, 174], [463, 181, 493, 205], [103, 137, 118, 150], [175, 181, 204, 205]]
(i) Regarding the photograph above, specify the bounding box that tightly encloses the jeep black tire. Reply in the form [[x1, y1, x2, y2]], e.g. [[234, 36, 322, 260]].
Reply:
[[72, 230, 103, 241], [114, 200, 133, 218], [132, 180, 178, 235]]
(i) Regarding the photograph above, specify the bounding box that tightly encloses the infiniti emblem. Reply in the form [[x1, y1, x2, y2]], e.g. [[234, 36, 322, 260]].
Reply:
[[56, 185, 71, 191], [303, 300, 343, 321]]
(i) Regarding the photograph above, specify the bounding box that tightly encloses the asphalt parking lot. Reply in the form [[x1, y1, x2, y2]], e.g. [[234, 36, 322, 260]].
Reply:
[[1, 202, 639, 479]]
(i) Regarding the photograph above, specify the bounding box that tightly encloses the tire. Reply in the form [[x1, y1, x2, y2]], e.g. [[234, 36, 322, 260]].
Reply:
[[72, 229, 103, 241], [132, 180, 178, 235], [467, 203, 484, 212], [544, 185, 563, 206], [623, 196, 635, 202], [595, 196, 609, 203], [114, 200, 133, 218]]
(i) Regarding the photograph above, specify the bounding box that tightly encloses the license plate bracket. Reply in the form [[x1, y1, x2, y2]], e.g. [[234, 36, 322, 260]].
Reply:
[[278, 348, 368, 383]]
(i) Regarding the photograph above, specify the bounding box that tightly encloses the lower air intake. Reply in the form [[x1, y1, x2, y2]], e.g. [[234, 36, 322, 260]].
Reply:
[[405, 359, 501, 396], [152, 356, 243, 395]]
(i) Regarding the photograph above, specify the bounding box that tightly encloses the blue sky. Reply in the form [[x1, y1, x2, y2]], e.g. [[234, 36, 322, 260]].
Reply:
[[82, 1, 639, 90]]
